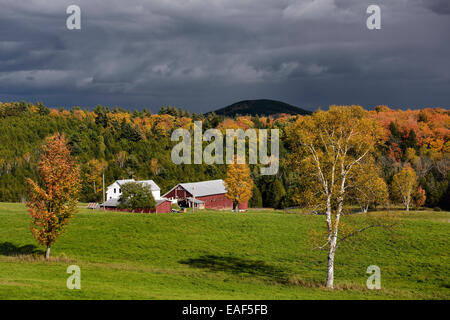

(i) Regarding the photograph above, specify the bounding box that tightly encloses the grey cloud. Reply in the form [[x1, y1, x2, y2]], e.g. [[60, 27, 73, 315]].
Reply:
[[422, 0, 450, 15], [0, 0, 449, 112]]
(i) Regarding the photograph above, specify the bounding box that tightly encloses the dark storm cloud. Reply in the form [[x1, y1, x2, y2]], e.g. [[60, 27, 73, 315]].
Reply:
[[422, 0, 450, 15], [0, 0, 449, 112]]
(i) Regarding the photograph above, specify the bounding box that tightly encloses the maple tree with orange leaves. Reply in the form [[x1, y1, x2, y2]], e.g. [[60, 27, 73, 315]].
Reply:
[[26, 133, 81, 259]]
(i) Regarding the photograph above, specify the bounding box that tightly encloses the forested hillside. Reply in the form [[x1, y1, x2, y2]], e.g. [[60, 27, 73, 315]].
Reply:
[[208, 99, 312, 117], [0, 101, 448, 209]]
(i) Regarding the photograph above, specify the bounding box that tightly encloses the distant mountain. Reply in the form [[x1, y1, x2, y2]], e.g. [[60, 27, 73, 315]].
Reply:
[[207, 99, 312, 117]]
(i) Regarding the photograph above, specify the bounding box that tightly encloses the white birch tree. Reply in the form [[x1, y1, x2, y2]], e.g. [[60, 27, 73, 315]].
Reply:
[[287, 106, 387, 288]]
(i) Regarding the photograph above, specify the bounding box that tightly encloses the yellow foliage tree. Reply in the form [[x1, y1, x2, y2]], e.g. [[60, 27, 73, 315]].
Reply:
[[149, 158, 162, 175], [224, 157, 253, 211], [349, 158, 389, 212], [391, 165, 418, 211], [286, 106, 391, 288], [116, 151, 128, 168], [83, 159, 104, 196]]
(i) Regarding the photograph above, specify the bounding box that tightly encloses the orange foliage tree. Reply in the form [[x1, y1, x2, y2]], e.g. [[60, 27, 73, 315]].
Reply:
[[414, 186, 426, 208], [26, 133, 81, 259]]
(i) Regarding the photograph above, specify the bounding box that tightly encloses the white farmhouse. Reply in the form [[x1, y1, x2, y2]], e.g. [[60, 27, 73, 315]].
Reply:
[[106, 179, 161, 201], [138, 180, 161, 199]]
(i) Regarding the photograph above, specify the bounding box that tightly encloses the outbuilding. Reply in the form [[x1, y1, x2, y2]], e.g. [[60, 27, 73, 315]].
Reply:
[[106, 179, 161, 201], [100, 198, 172, 213], [163, 179, 248, 210]]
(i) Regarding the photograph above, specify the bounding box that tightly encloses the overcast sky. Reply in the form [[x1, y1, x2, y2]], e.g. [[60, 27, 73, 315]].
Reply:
[[0, 0, 449, 113]]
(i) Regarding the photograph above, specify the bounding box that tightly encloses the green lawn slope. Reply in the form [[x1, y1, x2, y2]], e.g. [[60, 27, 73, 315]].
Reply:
[[0, 203, 448, 299]]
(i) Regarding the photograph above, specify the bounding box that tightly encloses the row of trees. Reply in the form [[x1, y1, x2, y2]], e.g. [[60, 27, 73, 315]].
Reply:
[[1, 101, 448, 210]]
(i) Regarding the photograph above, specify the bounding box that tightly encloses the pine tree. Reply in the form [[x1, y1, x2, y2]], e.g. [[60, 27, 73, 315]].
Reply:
[[249, 185, 263, 208], [406, 129, 418, 150], [266, 179, 286, 209]]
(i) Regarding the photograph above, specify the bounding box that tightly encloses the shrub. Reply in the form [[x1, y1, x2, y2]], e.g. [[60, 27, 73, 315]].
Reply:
[[118, 182, 156, 211]]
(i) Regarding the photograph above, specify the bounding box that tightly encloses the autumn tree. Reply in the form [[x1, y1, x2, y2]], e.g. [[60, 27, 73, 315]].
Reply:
[[414, 186, 426, 208], [116, 151, 128, 168], [149, 158, 162, 175], [349, 158, 389, 213], [84, 159, 102, 194], [391, 165, 418, 211], [224, 157, 253, 211], [26, 133, 81, 259], [83, 159, 107, 201], [286, 106, 392, 288]]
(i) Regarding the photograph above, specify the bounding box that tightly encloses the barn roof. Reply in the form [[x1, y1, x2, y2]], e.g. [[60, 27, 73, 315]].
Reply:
[[109, 179, 135, 188], [187, 197, 205, 204], [100, 198, 119, 207], [164, 179, 227, 197], [138, 180, 161, 191], [87, 203, 100, 209], [108, 179, 161, 191], [156, 198, 170, 205]]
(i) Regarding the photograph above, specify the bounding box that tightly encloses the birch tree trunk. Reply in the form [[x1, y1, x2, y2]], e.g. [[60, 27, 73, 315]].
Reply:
[[326, 195, 332, 242], [326, 235, 337, 288], [45, 245, 51, 259], [326, 173, 345, 288], [404, 193, 410, 211]]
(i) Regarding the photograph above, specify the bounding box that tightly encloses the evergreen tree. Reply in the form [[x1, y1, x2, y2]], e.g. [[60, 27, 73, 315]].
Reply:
[[249, 185, 263, 208], [265, 179, 286, 209], [406, 129, 418, 150]]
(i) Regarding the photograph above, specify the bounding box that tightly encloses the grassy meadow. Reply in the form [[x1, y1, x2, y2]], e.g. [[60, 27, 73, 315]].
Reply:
[[0, 202, 449, 300]]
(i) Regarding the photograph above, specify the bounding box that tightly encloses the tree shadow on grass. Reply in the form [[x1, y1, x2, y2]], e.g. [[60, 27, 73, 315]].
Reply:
[[179, 255, 288, 283], [0, 242, 43, 256]]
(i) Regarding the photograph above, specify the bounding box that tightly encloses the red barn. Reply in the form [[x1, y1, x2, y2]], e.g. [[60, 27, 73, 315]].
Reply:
[[163, 179, 248, 211], [154, 199, 173, 213]]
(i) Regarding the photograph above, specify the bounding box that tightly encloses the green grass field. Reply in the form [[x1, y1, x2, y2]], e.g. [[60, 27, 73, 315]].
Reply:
[[0, 202, 449, 300]]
